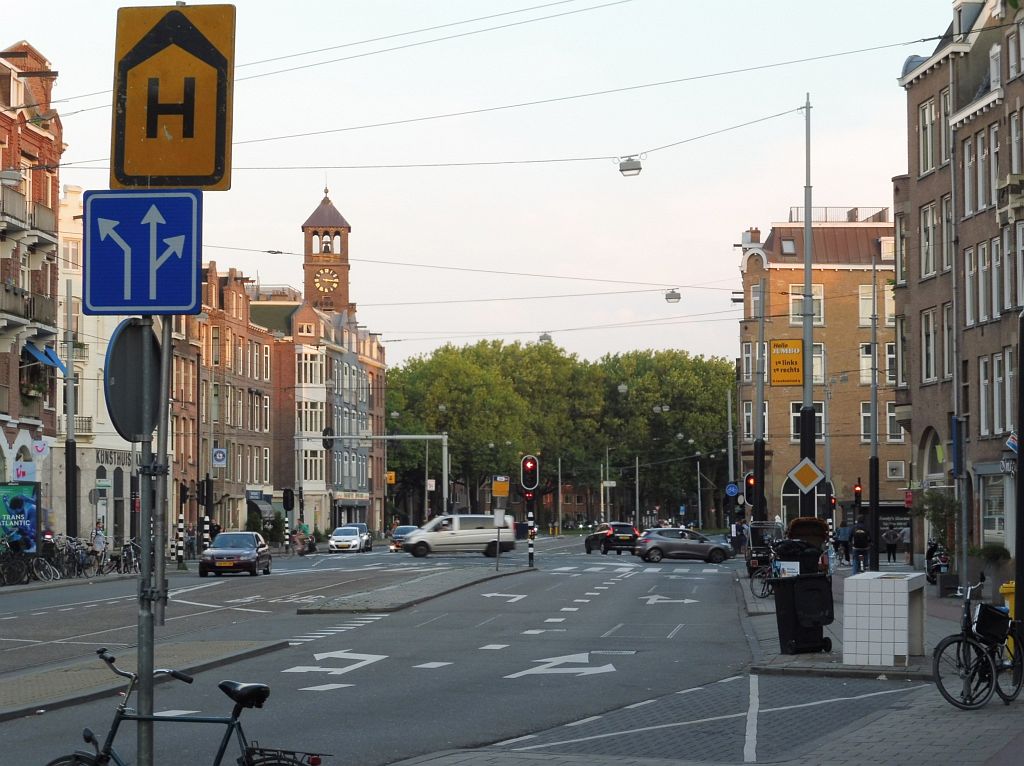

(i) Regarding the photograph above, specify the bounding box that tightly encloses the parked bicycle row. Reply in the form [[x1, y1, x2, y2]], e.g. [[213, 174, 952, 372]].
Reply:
[[0, 531, 141, 586]]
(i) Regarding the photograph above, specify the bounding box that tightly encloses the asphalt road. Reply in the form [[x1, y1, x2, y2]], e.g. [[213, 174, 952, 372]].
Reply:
[[2, 539, 930, 765]]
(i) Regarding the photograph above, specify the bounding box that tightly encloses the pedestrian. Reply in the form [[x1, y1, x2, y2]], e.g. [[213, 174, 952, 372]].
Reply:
[[834, 523, 852, 565], [851, 518, 871, 574], [900, 524, 912, 564], [882, 524, 900, 563], [185, 524, 196, 560], [209, 520, 222, 541]]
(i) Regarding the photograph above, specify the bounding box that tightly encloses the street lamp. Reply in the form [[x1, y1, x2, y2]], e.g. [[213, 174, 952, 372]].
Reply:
[[664, 289, 681, 304], [618, 156, 642, 176]]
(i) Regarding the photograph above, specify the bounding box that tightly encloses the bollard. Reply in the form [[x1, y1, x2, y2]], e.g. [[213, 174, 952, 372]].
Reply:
[[527, 509, 535, 567], [202, 515, 211, 551], [176, 512, 187, 571]]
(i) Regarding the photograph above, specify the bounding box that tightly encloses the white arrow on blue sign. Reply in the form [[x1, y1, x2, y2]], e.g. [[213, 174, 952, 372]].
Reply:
[[83, 189, 202, 315]]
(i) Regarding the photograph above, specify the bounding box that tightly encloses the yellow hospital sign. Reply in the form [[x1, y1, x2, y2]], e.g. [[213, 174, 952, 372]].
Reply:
[[111, 5, 235, 190], [770, 339, 803, 386]]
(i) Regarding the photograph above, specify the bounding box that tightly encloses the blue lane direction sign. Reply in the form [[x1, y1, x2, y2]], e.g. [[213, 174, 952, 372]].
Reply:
[[83, 189, 202, 315], [725, 482, 739, 497]]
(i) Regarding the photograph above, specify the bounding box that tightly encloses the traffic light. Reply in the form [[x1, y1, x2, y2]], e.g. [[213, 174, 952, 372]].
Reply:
[[743, 472, 756, 505], [322, 427, 335, 450], [283, 487, 295, 511], [523, 490, 535, 501], [521, 454, 539, 490], [853, 478, 863, 509]]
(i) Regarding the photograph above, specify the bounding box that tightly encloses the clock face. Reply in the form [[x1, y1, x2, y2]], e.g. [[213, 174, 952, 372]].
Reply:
[[314, 268, 340, 292]]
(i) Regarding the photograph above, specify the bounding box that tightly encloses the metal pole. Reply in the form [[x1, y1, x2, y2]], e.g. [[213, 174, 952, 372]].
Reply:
[[696, 457, 703, 530], [634, 454, 640, 531], [1016, 311, 1024, 624], [442, 433, 449, 515], [64, 280, 78, 538], [599, 461, 605, 523], [869, 251, 881, 570], [424, 441, 429, 523], [799, 92, 817, 519], [754, 277, 767, 522], [136, 316, 155, 766], [727, 389, 735, 483], [557, 456, 562, 535]]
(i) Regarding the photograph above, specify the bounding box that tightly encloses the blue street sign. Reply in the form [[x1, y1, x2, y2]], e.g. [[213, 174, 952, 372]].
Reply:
[[725, 482, 739, 497], [83, 189, 202, 315]]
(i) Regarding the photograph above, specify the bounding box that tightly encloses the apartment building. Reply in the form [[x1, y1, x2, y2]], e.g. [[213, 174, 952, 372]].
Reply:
[[736, 209, 907, 526], [894, 0, 1023, 557]]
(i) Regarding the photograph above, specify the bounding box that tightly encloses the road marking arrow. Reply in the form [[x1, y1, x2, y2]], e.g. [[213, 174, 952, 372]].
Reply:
[[280, 648, 388, 677], [505, 652, 616, 679], [97, 218, 132, 299], [638, 595, 700, 605], [481, 593, 527, 603]]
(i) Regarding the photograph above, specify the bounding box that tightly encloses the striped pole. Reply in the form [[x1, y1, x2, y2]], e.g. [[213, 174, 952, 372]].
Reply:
[[202, 515, 211, 550], [176, 512, 187, 570], [527, 507, 535, 568]]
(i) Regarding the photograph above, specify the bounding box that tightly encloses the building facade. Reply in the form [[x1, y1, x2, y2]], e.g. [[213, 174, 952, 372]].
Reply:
[[737, 209, 907, 526], [895, 0, 1023, 558]]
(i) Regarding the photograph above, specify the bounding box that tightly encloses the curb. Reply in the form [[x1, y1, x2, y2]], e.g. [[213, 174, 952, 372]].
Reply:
[[749, 660, 935, 682], [296, 567, 538, 614], [0, 641, 289, 723]]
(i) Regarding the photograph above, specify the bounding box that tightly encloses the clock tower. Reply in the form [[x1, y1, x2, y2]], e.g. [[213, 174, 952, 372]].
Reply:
[[301, 188, 353, 313]]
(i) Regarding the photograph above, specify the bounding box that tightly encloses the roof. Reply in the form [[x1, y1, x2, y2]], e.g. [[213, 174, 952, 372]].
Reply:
[[761, 224, 892, 266], [302, 188, 351, 230], [249, 304, 298, 335]]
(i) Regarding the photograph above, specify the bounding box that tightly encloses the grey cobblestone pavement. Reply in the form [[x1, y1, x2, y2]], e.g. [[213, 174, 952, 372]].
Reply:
[[3, 555, 1022, 765]]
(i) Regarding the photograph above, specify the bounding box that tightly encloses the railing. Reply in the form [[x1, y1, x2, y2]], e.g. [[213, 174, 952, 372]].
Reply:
[[0, 384, 8, 412], [30, 202, 56, 236], [59, 415, 94, 434], [0, 284, 56, 326], [19, 395, 43, 420], [788, 206, 889, 223], [0, 185, 27, 224]]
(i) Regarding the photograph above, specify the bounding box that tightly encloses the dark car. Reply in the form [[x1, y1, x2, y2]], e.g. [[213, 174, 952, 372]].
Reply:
[[584, 522, 639, 555], [389, 525, 418, 552], [634, 527, 732, 564], [199, 531, 272, 577]]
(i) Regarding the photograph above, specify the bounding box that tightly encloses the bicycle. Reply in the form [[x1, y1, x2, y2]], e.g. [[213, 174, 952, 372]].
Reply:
[[749, 548, 781, 599], [932, 573, 1023, 710], [45, 648, 328, 765]]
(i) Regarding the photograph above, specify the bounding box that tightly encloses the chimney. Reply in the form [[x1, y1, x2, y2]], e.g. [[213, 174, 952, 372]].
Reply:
[[742, 227, 761, 245]]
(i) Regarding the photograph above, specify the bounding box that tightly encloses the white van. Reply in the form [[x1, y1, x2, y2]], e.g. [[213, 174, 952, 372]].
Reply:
[[402, 514, 515, 557]]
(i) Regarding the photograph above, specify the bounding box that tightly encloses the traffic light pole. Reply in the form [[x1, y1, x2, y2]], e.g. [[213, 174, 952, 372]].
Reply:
[[869, 255, 881, 571], [799, 93, 817, 521], [753, 277, 767, 523]]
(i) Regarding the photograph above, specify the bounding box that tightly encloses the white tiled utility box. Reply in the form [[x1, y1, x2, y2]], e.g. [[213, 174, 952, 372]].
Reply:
[[842, 572, 925, 667]]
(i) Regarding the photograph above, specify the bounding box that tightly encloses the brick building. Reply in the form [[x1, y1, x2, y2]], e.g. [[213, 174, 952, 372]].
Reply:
[[894, 0, 1023, 558], [736, 208, 908, 526]]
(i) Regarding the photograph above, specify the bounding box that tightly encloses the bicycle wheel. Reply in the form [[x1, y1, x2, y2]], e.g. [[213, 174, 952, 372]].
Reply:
[[45, 754, 99, 765], [995, 626, 1024, 703], [749, 566, 773, 599], [102, 557, 119, 575], [933, 634, 996, 710], [31, 556, 55, 582], [2, 556, 28, 585], [81, 554, 98, 578]]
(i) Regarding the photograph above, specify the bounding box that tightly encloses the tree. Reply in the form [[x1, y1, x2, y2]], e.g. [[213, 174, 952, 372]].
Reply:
[[909, 489, 960, 554]]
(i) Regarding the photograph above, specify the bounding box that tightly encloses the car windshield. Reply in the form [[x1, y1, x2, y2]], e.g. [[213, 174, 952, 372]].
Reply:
[[394, 526, 417, 535], [333, 527, 359, 536], [213, 534, 254, 549]]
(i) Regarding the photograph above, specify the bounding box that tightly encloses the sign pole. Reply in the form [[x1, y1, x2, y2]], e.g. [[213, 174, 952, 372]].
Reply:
[[136, 315, 155, 766]]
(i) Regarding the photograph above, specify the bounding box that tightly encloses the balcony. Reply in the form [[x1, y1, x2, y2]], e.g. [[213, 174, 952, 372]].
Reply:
[[59, 414, 94, 435], [24, 202, 57, 247], [0, 186, 28, 232], [0, 285, 58, 343]]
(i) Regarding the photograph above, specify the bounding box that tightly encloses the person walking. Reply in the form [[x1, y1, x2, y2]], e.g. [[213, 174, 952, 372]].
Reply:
[[185, 524, 197, 560], [882, 524, 900, 563], [851, 519, 871, 574], [900, 524, 912, 564], [834, 523, 852, 565]]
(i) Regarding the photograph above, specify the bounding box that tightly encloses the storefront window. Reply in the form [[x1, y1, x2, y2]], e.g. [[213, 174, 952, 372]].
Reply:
[[980, 474, 1006, 546]]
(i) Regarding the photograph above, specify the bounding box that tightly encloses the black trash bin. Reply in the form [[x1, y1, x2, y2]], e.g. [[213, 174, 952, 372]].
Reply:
[[773, 539, 822, 574], [769, 573, 834, 654]]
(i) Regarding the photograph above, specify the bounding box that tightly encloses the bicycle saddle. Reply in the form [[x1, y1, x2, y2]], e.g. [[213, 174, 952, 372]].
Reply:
[[218, 680, 270, 708]]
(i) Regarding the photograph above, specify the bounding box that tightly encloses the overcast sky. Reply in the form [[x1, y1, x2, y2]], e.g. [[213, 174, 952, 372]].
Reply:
[[10, 0, 951, 367]]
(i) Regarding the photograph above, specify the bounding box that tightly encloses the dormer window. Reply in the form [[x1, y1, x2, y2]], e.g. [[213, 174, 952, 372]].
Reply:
[[298, 323, 314, 335], [781, 238, 796, 254]]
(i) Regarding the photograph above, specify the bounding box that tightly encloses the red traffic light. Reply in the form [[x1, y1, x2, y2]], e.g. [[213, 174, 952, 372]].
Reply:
[[521, 454, 540, 490], [853, 482, 863, 493]]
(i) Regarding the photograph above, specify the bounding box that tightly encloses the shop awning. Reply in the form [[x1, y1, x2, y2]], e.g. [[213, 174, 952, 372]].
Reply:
[[22, 343, 67, 375], [246, 499, 275, 520]]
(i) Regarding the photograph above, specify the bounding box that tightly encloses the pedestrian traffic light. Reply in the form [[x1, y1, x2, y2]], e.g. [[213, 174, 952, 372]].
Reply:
[[523, 490, 535, 501], [521, 454, 539, 490], [283, 487, 295, 511], [853, 479, 863, 509], [743, 472, 756, 505]]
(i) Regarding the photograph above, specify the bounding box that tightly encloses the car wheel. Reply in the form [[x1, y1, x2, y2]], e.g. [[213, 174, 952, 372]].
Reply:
[[601, 542, 610, 555], [484, 541, 497, 557], [616, 549, 622, 555], [263, 560, 271, 575], [585, 541, 592, 554], [249, 566, 258, 576], [199, 569, 208, 578], [708, 549, 726, 565], [412, 542, 429, 558], [647, 548, 664, 563]]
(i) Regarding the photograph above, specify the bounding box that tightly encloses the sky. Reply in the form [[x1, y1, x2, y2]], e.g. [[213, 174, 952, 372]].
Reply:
[[9, 0, 953, 367]]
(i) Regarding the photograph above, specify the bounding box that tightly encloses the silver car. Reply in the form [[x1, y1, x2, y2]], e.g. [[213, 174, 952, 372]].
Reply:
[[634, 527, 732, 564], [328, 526, 365, 553]]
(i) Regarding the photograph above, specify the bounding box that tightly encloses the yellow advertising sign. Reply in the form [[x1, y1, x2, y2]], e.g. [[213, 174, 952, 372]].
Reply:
[[111, 5, 235, 190], [770, 339, 803, 386], [386, 471, 396, 485]]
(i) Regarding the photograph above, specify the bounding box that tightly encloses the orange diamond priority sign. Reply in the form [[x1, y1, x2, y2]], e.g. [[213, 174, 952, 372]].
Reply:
[[787, 457, 824, 494], [111, 5, 235, 190]]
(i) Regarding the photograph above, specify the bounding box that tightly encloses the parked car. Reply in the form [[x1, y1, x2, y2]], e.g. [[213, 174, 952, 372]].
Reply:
[[584, 522, 639, 555], [350, 522, 372, 551], [199, 531, 272, 577], [634, 527, 732, 564], [329, 526, 366, 553], [389, 525, 418, 552]]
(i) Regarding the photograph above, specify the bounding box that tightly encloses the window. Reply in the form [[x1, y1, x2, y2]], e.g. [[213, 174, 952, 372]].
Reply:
[[966, 247, 976, 325], [749, 281, 762, 319], [942, 303, 954, 379], [940, 88, 952, 163], [895, 214, 907, 283], [1003, 227, 1014, 311], [965, 138, 974, 215], [887, 402, 905, 443], [859, 342, 873, 385], [742, 401, 768, 440], [858, 285, 874, 326], [62, 240, 81, 270], [921, 308, 937, 382], [1014, 112, 1023, 175], [1006, 346, 1015, 432], [298, 323, 314, 335], [896, 316, 908, 387], [1017, 222, 1024, 307], [781, 238, 796, 254], [812, 342, 825, 384], [991, 124, 1000, 207], [981, 475, 1006, 546], [1012, 34, 1021, 79], [262, 345, 270, 380], [992, 236, 1003, 316], [919, 99, 935, 173], [886, 342, 897, 385], [789, 402, 824, 441], [884, 284, 896, 326], [860, 402, 873, 442], [980, 356, 991, 436], [887, 461, 906, 480], [978, 130, 988, 209], [991, 44, 1003, 90], [742, 342, 752, 382], [789, 284, 823, 325], [262, 395, 270, 432], [979, 241, 990, 321], [920, 203, 936, 276], [994, 353, 1005, 434]]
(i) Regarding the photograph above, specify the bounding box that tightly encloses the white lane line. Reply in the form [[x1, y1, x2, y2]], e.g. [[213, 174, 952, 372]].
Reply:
[[667, 624, 685, 639], [585, 592, 600, 596], [300, 684, 353, 691], [544, 618, 566, 623], [0, 617, 16, 621], [480, 644, 508, 650], [155, 710, 200, 717], [414, 662, 452, 669], [675, 686, 705, 695], [495, 735, 537, 746], [573, 599, 590, 603], [552, 567, 577, 572], [594, 586, 608, 590], [565, 715, 602, 727], [58, 608, 75, 612], [644, 567, 661, 573], [0, 638, 41, 644], [718, 675, 743, 684], [511, 711, 747, 751], [560, 608, 578, 612], [760, 685, 925, 713], [625, 699, 656, 709], [702, 568, 720, 573], [600, 623, 623, 638], [743, 674, 759, 763], [415, 614, 448, 628]]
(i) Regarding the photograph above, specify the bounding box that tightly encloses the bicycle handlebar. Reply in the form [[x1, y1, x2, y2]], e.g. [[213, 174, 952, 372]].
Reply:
[[96, 648, 193, 684]]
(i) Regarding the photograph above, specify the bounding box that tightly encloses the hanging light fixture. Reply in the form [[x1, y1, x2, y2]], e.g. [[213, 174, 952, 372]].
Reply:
[[665, 289, 681, 303], [618, 156, 642, 177]]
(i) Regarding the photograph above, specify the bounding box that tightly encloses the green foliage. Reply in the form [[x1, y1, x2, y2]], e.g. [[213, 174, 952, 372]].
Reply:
[[245, 510, 262, 533], [968, 543, 1011, 564], [909, 489, 959, 553], [266, 512, 287, 544]]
